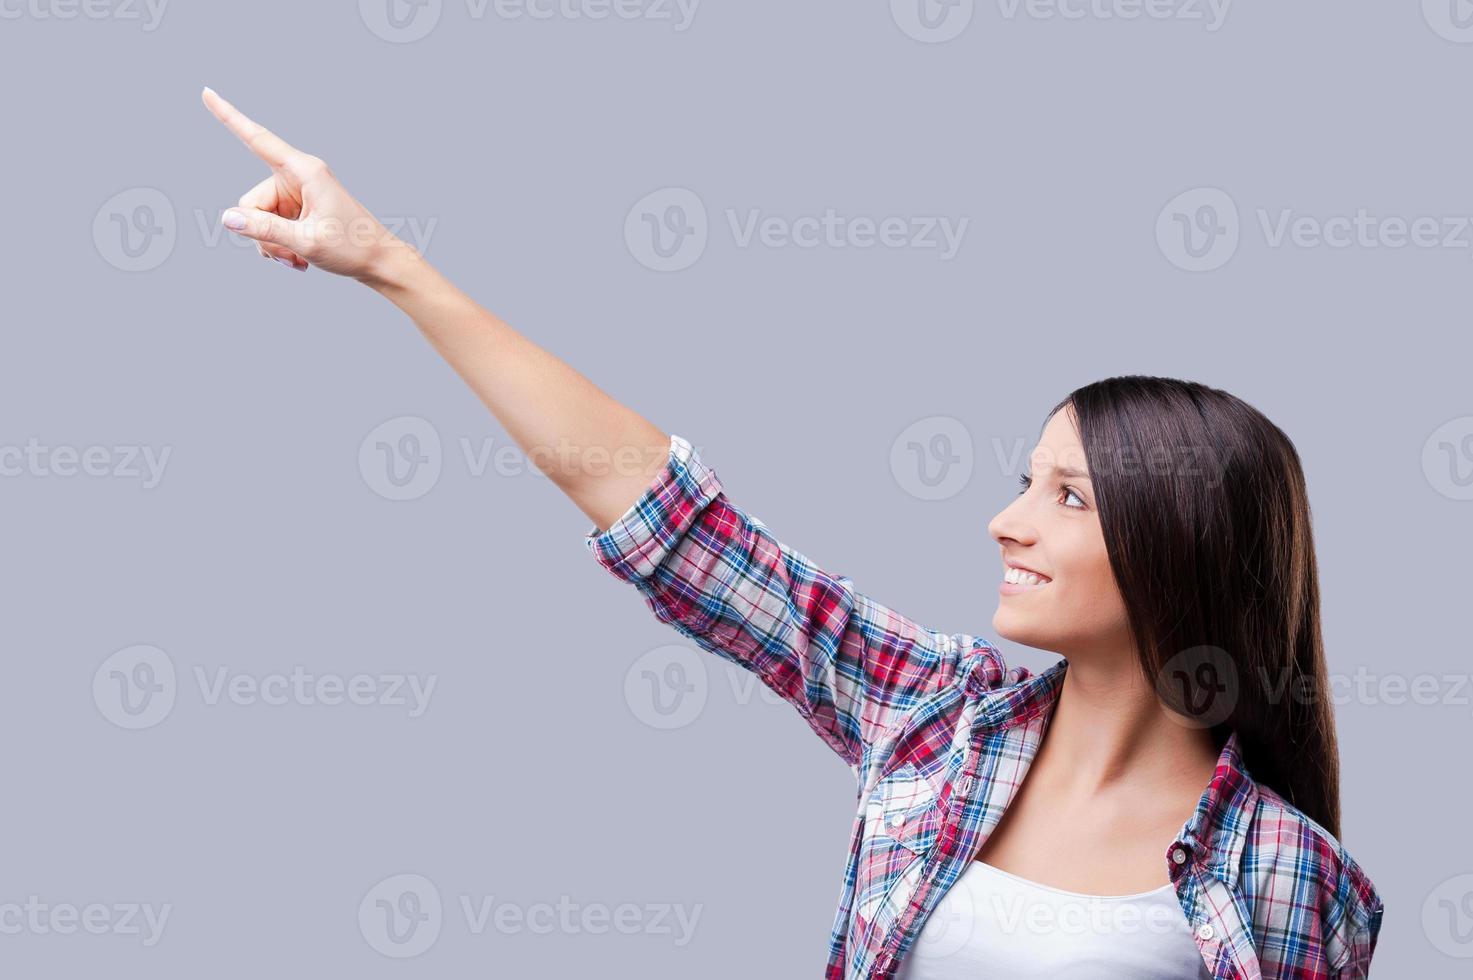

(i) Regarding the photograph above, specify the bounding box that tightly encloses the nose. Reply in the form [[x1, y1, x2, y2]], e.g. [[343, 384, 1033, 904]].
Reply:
[[987, 493, 1037, 549]]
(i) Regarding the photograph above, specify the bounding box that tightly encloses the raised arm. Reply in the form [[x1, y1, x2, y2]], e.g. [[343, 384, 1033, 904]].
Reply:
[[200, 86, 669, 528], [200, 87, 978, 774]]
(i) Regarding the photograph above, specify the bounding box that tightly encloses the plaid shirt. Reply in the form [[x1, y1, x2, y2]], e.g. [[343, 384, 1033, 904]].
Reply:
[[584, 434, 1385, 979]]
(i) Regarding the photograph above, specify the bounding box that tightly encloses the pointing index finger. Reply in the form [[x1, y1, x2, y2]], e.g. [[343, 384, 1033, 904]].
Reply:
[[201, 86, 301, 170]]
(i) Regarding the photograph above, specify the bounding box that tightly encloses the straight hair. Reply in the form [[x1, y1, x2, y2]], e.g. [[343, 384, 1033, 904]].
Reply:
[[1048, 375, 1341, 838]]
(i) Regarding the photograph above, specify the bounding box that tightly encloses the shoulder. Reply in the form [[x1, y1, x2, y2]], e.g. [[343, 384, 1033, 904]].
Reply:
[[1243, 783, 1384, 973]]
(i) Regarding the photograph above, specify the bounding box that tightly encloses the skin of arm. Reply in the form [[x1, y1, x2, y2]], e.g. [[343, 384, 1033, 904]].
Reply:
[[200, 86, 668, 532], [371, 245, 670, 532]]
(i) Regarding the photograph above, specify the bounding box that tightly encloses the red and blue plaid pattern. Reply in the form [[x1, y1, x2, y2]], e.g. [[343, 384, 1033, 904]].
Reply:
[[584, 434, 1384, 979]]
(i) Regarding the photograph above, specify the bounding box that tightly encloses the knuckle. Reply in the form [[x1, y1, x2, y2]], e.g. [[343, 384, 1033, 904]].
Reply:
[[296, 154, 328, 177], [297, 219, 323, 249]]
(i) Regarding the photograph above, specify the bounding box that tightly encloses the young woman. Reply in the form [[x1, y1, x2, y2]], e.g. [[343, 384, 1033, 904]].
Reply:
[[201, 88, 1384, 980]]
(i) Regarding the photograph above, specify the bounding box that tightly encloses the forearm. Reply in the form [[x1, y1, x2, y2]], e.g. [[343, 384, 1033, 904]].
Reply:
[[367, 244, 671, 532]]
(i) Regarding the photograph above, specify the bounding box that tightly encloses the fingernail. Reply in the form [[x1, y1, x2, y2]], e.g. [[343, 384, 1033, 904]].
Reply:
[[222, 209, 247, 231], [274, 257, 295, 270]]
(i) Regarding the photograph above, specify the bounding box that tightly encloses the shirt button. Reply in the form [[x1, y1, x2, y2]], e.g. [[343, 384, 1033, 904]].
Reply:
[[1171, 847, 1188, 865], [1196, 923, 1215, 941]]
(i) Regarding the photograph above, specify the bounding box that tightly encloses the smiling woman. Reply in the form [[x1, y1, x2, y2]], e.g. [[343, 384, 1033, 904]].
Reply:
[[200, 88, 1382, 979]]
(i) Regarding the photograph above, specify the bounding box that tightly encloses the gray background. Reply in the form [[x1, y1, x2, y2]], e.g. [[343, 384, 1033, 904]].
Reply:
[[2, 0, 1469, 975]]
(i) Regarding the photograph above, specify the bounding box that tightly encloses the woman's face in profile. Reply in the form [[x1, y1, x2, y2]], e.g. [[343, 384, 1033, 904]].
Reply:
[[987, 407, 1132, 660]]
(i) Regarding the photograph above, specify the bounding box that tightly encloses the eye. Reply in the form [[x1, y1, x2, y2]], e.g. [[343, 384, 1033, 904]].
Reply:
[[1017, 473, 1087, 510]]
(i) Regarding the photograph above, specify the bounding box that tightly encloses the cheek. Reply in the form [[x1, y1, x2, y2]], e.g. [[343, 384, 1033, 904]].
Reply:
[[1066, 551, 1116, 600], [1053, 531, 1127, 617]]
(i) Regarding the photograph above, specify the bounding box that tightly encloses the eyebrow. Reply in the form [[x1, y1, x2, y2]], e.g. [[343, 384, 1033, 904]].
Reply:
[[1026, 464, 1092, 480]]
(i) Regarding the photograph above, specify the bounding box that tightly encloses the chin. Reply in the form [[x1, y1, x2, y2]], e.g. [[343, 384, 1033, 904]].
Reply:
[[991, 607, 1026, 645], [991, 606, 1055, 654]]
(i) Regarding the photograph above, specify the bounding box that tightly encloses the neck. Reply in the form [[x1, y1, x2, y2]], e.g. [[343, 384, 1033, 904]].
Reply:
[[1036, 652, 1223, 799]]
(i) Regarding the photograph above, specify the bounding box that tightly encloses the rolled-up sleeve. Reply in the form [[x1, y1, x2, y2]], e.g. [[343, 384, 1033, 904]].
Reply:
[[583, 433, 965, 770], [584, 433, 724, 582]]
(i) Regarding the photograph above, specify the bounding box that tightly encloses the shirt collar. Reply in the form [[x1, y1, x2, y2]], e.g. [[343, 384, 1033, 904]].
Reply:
[[1174, 726, 1258, 890], [969, 653, 1257, 889]]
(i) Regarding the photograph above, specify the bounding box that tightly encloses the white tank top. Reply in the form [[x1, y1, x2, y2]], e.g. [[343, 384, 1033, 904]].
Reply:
[[893, 859, 1214, 980]]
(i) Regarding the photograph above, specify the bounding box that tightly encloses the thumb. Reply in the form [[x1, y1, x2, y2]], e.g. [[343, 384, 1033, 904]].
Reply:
[[222, 207, 306, 253]]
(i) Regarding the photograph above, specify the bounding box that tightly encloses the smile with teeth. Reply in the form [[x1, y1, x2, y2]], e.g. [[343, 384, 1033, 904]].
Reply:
[[1003, 567, 1052, 588]]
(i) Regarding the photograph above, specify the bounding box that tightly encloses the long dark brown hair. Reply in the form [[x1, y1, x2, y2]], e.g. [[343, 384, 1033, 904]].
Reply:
[[1047, 375, 1341, 838]]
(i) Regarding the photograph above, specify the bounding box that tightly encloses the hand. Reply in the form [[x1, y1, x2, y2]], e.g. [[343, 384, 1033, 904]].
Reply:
[[201, 86, 414, 284]]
